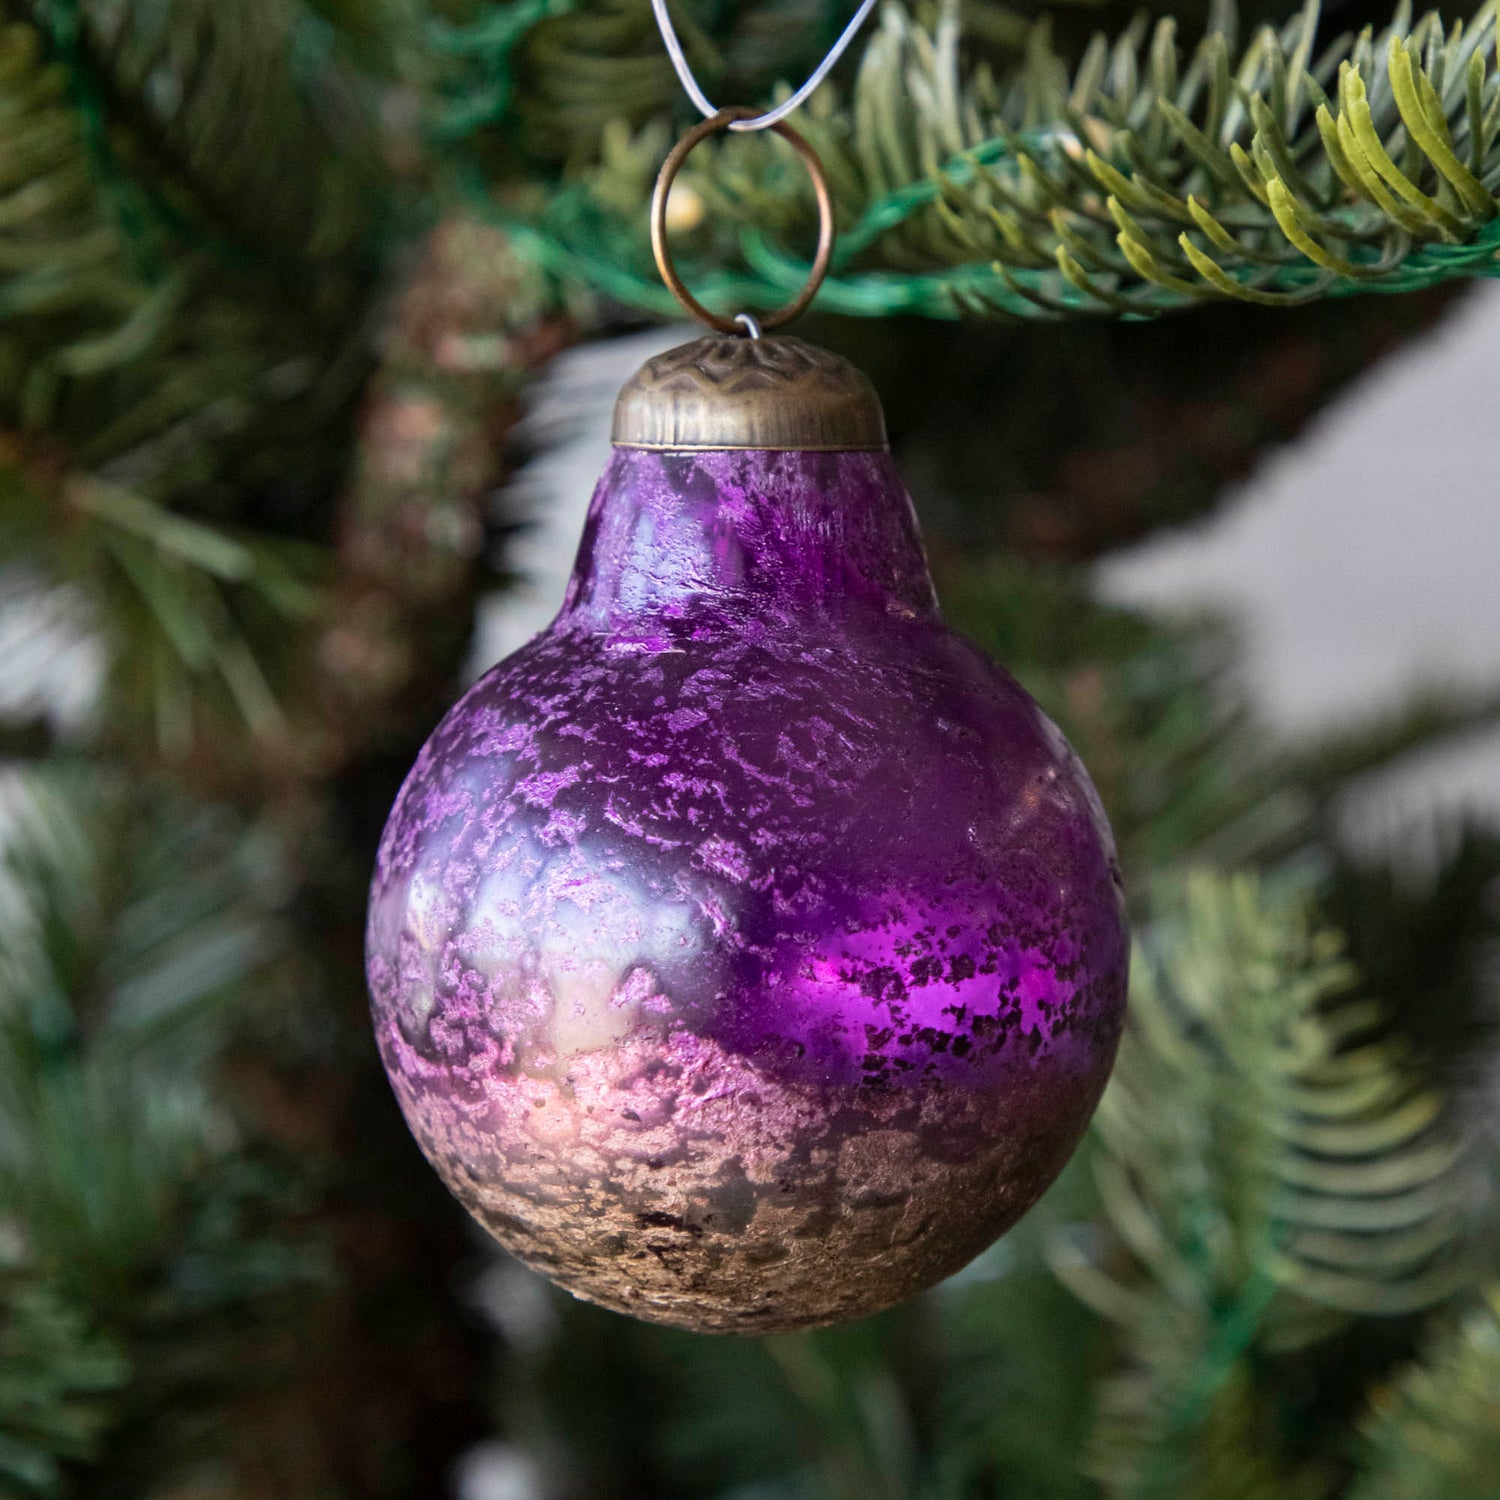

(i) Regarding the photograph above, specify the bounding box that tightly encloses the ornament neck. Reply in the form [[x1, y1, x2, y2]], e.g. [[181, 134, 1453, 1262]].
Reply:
[[559, 448, 939, 630]]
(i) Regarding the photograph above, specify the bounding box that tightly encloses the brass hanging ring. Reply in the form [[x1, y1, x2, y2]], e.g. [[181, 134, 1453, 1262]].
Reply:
[[651, 106, 834, 335]]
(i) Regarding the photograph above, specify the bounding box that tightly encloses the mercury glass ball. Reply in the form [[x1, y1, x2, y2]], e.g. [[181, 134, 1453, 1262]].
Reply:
[[366, 337, 1128, 1333]]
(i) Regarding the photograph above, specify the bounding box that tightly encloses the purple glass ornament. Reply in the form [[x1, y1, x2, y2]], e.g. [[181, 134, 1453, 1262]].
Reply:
[[367, 389, 1127, 1334]]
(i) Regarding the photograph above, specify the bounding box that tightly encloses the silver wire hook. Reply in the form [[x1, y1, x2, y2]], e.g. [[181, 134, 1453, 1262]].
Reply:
[[650, 0, 880, 132]]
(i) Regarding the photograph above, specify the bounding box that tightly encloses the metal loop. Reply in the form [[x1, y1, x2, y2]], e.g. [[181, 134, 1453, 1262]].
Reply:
[[651, 107, 834, 335]]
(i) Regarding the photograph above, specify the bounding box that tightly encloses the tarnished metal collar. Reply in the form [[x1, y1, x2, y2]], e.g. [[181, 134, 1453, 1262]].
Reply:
[[611, 334, 888, 452]]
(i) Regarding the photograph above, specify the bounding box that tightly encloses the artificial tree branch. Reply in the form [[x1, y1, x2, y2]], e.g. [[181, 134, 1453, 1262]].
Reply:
[[509, 0, 1500, 319]]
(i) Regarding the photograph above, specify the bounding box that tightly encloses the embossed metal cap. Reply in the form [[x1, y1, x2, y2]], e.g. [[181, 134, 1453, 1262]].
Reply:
[[612, 334, 888, 451]]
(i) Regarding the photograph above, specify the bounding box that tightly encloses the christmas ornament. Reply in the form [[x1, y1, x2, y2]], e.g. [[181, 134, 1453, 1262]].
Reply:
[[366, 109, 1128, 1335]]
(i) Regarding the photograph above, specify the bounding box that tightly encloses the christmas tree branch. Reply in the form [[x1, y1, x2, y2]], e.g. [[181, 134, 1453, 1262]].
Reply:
[[0, 1277, 128, 1498], [0, 762, 316, 1494], [0, 0, 394, 766], [1053, 874, 1472, 1495], [1349, 1286, 1500, 1499], [508, 0, 1500, 319], [0, 0, 379, 485]]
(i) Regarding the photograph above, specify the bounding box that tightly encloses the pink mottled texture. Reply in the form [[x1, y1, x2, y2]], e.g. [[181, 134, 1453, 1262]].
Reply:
[[366, 446, 1128, 1333]]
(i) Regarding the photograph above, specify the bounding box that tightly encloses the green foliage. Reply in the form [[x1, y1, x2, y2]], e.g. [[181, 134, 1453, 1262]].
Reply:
[[1056, 873, 1470, 1497], [0, 764, 279, 1280], [0, 1278, 128, 1498], [0, 477, 325, 756], [663, 1316, 921, 1500], [511, 0, 1500, 319], [0, 0, 394, 756], [422, 0, 581, 141], [1326, 823, 1500, 1084], [918, 1171, 1106, 1500], [839, 0, 1500, 313], [1350, 1287, 1500, 1500], [0, 762, 319, 1492], [0, 0, 381, 478], [513, 0, 697, 158]]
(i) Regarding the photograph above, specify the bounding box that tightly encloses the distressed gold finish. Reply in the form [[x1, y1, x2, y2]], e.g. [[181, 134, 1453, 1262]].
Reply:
[[395, 1028, 1102, 1334], [652, 107, 834, 334], [611, 333, 888, 451]]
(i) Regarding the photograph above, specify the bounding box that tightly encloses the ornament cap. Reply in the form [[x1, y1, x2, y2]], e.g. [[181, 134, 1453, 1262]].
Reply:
[[611, 334, 888, 451]]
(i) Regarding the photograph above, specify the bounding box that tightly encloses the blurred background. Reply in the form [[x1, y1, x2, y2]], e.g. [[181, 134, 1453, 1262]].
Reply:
[[1, 1, 1498, 1497]]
